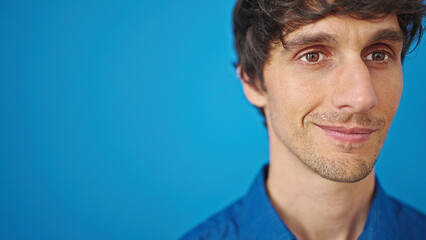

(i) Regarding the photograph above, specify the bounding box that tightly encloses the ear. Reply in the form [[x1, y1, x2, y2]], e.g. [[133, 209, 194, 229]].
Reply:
[[237, 66, 267, 108]]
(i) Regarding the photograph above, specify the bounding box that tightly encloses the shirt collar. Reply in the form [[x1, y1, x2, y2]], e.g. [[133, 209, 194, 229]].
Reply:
[[240, 165, 398, 240], [359, 177, 401, 240], [239, 165, 296, 240]]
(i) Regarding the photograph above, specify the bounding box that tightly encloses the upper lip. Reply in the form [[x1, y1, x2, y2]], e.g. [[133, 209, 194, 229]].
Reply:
[[315, 124, 376, 134]]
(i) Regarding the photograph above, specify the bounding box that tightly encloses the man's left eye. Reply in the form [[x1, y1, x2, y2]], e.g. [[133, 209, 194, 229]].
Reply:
[[365, 51, 389, 61]]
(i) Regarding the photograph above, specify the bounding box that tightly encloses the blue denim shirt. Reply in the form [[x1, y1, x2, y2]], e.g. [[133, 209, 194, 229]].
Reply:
[[180, 165, 426, 240]]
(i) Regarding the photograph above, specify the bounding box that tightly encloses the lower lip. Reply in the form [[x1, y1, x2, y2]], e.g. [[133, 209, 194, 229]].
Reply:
[[318, 127, 373, 144]]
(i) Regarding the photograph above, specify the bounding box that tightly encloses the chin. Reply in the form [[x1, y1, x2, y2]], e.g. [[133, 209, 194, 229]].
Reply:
[[313, 164, 375, 183], [298, 148, 380, 183]]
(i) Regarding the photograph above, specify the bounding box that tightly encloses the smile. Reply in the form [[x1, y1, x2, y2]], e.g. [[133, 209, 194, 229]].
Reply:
[[316, 124, 376, 144]]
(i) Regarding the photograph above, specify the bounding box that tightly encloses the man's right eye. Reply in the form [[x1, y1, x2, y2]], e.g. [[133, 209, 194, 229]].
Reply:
[[300, 52, 324, 63]]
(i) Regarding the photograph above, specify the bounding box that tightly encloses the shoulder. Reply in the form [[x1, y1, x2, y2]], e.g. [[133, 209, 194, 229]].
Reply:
[[387, 196, 426, 237], [179, 198, 245, 240]]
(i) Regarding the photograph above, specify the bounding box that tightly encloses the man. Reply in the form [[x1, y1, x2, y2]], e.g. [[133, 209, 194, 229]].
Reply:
[[181, 0, 426, 239]]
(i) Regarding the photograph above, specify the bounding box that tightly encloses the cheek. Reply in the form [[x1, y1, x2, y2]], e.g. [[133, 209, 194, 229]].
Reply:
[[373, 71, 403, 121], [266, 77, 325, 128], [263, 59, 330, 128]]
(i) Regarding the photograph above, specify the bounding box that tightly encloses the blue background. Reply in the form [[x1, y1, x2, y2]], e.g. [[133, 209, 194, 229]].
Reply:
[[0, 1, 425, 239]]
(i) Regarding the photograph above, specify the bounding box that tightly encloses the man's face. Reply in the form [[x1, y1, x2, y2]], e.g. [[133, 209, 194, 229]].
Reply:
[[243, 14, 403, 182]]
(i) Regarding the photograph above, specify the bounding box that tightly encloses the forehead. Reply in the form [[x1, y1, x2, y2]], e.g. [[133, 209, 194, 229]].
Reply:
[[282, 14, 401, 47]]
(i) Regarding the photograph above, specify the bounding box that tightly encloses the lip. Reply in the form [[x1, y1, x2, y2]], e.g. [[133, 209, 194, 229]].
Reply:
[[316, 124, 376, 143]]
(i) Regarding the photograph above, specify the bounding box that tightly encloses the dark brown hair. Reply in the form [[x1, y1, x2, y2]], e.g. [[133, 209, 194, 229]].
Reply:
[[233, 0, 425, 117]]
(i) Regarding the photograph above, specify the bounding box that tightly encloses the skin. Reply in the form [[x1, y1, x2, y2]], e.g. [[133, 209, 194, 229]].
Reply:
[[240, 14, 403, 240]]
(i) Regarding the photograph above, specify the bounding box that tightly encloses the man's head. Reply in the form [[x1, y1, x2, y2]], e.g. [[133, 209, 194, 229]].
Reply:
[[233, 0, 425, 183]]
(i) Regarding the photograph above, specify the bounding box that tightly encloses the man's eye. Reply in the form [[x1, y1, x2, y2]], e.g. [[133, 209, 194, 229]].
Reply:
[[365, 51, 389, 61], [300, 52, 324, 63]]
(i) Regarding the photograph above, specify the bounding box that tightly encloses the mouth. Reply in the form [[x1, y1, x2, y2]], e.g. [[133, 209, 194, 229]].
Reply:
[[315, 124, 376, 144]]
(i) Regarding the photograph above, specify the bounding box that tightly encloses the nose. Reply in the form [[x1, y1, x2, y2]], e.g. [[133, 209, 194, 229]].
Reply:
[[331, 60, 378, 113]]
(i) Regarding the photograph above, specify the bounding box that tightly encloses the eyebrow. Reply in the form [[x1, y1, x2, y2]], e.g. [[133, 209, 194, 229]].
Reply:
[[367, 28, 403, 44], [283, 33, 338, 51], [281, 28, 404, 52], [283, 33, 337, 50]]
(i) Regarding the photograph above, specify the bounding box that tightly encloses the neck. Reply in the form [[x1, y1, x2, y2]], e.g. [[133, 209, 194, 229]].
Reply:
[[266, 137, 375, 240]]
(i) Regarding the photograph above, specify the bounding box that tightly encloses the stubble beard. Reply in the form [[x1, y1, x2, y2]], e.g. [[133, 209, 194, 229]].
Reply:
[[296, 135, 383, 183], [276, 112, 387, 183]]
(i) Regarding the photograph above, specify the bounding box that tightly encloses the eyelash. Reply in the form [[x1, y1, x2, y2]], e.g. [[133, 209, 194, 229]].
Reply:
[[297, 48, 330, 65], [363, 48, 395, 63], [300, 52, 326, 63]]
